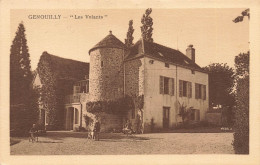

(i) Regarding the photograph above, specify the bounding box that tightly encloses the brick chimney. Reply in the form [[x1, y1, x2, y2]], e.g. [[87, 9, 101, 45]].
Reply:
[[186, 44, 195, 62]]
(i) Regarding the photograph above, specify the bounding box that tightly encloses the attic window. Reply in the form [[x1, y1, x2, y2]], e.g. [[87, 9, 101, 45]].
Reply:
[[158, 52, 164, 57]]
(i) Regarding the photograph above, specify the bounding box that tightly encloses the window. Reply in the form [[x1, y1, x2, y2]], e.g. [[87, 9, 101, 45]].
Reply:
[[101, 61, 103, 67], [160, 76, 174, 95], [179, 80, 192, 98], [195, 83, 206, 100], [191, 70, 195, 74], [165, 63, 169, 68], [164, 77, 169, 94], [73, 80, 89, 94], [190, 109, 200, 121]]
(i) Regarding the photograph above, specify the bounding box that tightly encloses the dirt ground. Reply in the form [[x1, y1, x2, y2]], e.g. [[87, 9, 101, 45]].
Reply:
[[10, 131, 234, 155]]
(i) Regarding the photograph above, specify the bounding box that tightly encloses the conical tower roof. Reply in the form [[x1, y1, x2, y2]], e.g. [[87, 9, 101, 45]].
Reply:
[[89, 31, 125, 54]]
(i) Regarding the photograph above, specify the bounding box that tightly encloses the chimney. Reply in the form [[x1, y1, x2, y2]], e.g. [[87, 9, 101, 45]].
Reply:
[[186, 44, 195, 62]]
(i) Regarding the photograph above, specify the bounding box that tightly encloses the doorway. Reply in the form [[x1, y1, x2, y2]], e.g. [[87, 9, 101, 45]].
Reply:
[[65, 107, 74, 130], [163, 107, 170, 129]]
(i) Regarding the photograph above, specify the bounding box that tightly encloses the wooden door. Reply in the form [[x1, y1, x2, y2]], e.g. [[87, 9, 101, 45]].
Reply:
[[163, 107, 170, 129]]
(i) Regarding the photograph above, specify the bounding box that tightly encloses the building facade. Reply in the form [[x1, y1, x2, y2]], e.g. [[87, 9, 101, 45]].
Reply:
[[34, 31, 209, 133]]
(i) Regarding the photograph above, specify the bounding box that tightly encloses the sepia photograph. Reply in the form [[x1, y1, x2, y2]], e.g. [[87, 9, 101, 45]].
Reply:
[[1, 1, 260, 165]]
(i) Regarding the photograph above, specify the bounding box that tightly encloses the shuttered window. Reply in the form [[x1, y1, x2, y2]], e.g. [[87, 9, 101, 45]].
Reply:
[[203, 85, 206, 100], [160, 76, 164, 94], [195, 83, 206, 100], [179, 80, 183, 97], [179, 80, 192, 98], [195, 83, 199, 99], [187, 82, 192, 98], [160, 76, 175, 95], [171, 78, 175, 96]]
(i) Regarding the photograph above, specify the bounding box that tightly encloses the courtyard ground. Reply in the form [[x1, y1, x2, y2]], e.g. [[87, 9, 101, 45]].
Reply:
[[10, 130, 234, 155]]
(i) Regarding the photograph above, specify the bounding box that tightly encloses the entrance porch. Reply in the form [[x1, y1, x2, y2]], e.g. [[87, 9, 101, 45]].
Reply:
[[64, 104, 81, 130]]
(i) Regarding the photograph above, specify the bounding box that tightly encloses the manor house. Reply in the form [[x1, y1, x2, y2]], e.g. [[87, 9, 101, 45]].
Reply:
[[33, 31, 209, 133]]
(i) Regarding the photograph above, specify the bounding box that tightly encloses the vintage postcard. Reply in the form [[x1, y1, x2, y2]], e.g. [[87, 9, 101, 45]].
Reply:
[[0, 0, 260, 165]]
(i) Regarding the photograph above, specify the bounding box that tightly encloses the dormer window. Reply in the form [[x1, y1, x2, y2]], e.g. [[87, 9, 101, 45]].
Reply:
[[184, 60, 189, 64], [158, 52, 164, 57]]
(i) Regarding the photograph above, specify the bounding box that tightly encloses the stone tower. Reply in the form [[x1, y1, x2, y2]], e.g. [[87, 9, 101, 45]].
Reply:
[[88, 31, 125, 101]]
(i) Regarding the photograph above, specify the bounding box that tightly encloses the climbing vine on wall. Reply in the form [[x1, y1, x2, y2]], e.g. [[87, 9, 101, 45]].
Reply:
[[37, 52, 60, 128], [86, 95, 144, 115]]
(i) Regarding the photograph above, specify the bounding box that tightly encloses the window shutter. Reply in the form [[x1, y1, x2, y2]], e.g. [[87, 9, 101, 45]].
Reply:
[[171, 78, 175, 96], [160, 76, 164, 94], [188, 82, 192, 98], [203, 85, 206, 100], [169, 78, 172, 95], [195, 83, 199, 99], [179, 80, 183, 97]]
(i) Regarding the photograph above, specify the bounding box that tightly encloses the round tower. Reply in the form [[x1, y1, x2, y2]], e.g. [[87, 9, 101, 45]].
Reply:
[[88, 31, 125, 101]]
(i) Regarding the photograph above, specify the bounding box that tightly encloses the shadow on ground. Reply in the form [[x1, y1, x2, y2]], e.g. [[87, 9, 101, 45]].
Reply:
[[44, 131, 152, 142]]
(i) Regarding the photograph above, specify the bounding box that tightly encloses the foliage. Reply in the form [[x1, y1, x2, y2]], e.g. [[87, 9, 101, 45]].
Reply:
[[10, 22, 40, 136], [233, 8, 250, 23], [10, 87, 40, 136], [86, 95, 135, 115], [10, 22, 33, 105], [141, 8, 154, 42], [234, 51, 249, 78], [125, 20, 135, 48], [178, 102, 192, 124], [232, 76, 249, 154], [37, 52, 60, 128], [203, 63, 235, 107], [232, 11, 250, 153]]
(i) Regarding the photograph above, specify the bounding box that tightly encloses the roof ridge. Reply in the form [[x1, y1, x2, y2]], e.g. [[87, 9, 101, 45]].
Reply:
[[43, 51, 89, 64]]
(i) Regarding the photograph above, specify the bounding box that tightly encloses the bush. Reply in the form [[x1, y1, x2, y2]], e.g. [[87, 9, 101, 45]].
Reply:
[[232, 76, 249, 154]]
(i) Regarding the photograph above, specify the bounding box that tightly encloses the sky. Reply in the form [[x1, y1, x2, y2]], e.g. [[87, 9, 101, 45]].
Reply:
[[11, 9, 249, 70]]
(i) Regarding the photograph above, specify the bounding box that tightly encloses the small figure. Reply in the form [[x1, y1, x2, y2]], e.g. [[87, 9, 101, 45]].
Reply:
[[93, 120, 101, 141], [29, 124, 38, 142], [123, 119, 133, 136]]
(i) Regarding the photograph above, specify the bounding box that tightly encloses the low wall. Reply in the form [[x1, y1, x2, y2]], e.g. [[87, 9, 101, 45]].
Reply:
[[99, 113, 123, 132], [206, 112, 222, 126]]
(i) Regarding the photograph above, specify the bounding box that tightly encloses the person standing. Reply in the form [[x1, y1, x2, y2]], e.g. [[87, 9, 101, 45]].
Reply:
[[93, 120, 101, 141], [29, 124, 37, 142]]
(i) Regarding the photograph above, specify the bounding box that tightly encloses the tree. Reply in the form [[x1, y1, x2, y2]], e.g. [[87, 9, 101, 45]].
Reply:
[[125, 20, 134, 48], [10, 22, 33, 105], [141, 8, 153, 42], [232, 52, 249, 154], [234, 51, 249, 78], [232, 9, 250, 154], [203, 63, 235, 108], [178, 102, 192, 124], [10, 22, 39, 136], [233, 8, 250, 23]]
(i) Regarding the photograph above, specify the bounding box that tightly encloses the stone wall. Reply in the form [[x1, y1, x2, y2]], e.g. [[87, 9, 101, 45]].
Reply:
[[89, 48, 124, 101], [124, 58, 144, 96]]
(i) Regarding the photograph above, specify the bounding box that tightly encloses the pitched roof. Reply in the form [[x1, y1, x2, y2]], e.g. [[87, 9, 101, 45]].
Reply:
[[38, 52, 89, 81], [125, 39, 205, 72], [89, 31, 125, 54]]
